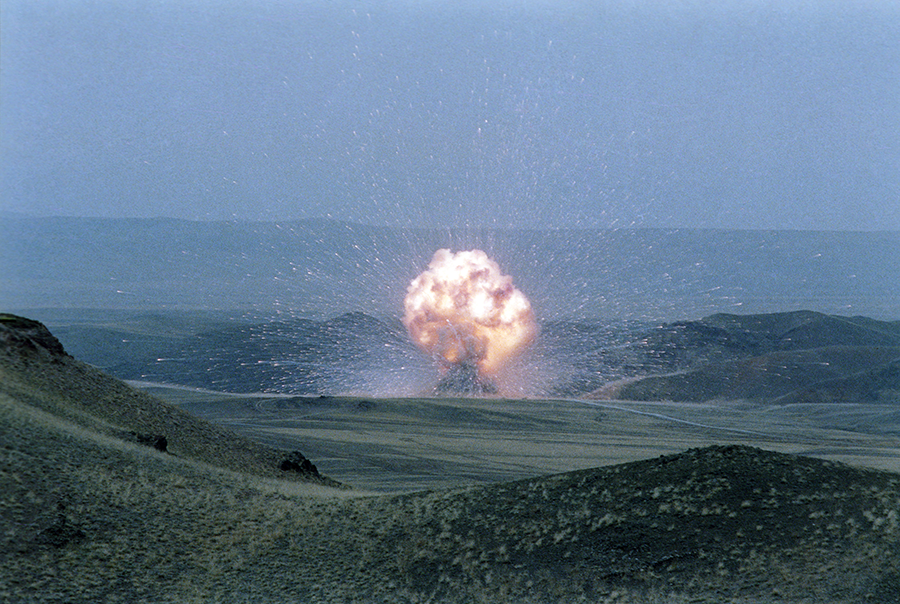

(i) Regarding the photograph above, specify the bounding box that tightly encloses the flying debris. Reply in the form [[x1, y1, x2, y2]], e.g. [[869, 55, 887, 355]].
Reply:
[[433, 360, 498, 396], [403, 249, 538, 394]]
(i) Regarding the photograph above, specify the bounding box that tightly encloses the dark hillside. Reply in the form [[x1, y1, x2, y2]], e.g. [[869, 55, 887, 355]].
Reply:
[[599, 311, 900, 403], [361, 445, 900, 602], [0, 313, 339, 486]]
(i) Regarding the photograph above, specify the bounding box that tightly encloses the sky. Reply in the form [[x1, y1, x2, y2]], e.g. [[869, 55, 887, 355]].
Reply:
[[1, 0, 898, 230]]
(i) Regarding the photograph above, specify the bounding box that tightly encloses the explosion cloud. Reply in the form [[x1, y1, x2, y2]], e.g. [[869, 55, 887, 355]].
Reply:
[[403, 249, 538, 392]]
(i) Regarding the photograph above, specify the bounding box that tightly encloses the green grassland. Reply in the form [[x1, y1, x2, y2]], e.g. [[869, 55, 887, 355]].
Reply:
[[3, 314, 900, 602], [4, 387, 900, 603]]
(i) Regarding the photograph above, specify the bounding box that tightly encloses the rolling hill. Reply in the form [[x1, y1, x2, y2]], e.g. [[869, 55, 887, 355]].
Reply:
[[598, 311, 900, 404]]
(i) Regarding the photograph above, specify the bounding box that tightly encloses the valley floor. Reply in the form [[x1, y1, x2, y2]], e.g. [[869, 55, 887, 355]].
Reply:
[[140, 385, 900, 492]]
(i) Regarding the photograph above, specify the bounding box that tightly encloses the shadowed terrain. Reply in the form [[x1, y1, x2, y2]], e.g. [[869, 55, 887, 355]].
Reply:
[[598, 311, 900, 404], [0, 314, 339, 486], [25, 306, 900, 403], [2, 315, 900, 602]]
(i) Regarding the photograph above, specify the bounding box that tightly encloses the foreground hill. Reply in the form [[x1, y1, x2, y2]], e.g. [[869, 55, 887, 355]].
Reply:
[[0, 314, 339, 486], [2, 316, 900, 601]]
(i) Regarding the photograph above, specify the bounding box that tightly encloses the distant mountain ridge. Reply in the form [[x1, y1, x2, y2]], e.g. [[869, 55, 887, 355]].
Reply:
[[51, 310, 430, 396], [3, 215, 898, 320]]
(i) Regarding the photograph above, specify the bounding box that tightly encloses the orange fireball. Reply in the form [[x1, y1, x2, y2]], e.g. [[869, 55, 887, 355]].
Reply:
[[403, 249, 538, 378]]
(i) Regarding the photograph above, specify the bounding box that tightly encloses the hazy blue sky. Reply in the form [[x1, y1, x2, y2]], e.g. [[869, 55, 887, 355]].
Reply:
[[1, 0, 898, 230]]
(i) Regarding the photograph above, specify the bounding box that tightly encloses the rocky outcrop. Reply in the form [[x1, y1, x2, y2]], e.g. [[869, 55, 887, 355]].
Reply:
[[280, 451, 318, 475], [279, 451, 344, 488], [125, 431, 169, 453], [0, 314, 68, 357]]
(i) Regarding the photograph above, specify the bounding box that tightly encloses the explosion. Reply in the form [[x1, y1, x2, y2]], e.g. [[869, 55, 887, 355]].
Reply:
[[403, 249, 538, 394]]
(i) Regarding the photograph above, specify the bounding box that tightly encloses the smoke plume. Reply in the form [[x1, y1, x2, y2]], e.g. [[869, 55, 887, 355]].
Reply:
[[403, 249, 538, 392]]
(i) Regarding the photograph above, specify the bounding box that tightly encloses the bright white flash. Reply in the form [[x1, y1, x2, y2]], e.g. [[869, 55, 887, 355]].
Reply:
[[403, 249, 538, 380]]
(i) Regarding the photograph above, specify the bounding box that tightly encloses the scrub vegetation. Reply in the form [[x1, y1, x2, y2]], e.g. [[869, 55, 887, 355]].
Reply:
[[2, 316, 899, 603]]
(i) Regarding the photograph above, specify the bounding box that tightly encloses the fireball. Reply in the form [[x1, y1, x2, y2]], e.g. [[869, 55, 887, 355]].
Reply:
[[403, 249, 538, 382]]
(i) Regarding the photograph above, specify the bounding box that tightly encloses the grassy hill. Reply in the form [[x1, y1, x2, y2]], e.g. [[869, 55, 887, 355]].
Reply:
[[2, 315, 899, 602]]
